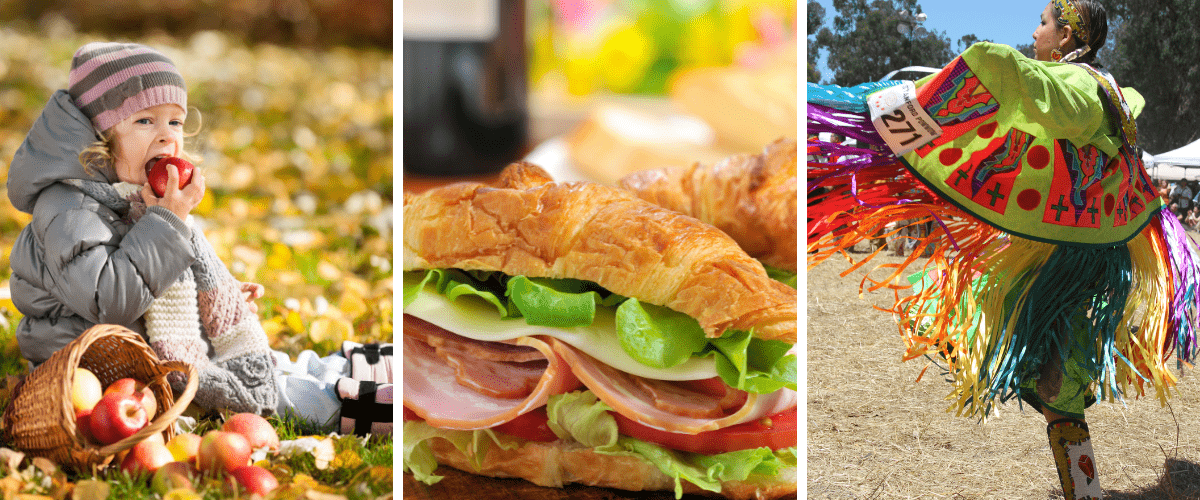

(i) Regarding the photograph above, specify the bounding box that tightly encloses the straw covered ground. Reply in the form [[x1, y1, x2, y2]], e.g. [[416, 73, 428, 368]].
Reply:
[[807, 240, 1200, 499]]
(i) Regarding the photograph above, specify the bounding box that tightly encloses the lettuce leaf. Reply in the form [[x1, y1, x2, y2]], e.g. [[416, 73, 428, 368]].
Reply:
[[545, 390, 619, 447], [615, 298, 709, 369], [507, 276, 609, 327], [763, 264, 798, 289], [401, 420, 519, 485], [707, 330, 797, 393], [403, 269, 513, 317], [406, 268, 795, 393]]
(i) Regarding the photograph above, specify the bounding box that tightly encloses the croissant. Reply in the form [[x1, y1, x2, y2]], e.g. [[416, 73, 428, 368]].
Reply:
[[618, 138, 798, 272], [402, 162, 796, 343]]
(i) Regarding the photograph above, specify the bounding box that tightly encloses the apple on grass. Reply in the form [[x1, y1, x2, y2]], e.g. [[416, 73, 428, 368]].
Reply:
[[89, 393, 148, 445], [197, 430, 251, 474], [151, 461, 198, 494], [226, 465, 279, 496], [121, 439, 174, 479], [222, 413, 280, 452], [166, 432, 203, 465], [104, 377, 157, 420], [147, 156, 195, 197]]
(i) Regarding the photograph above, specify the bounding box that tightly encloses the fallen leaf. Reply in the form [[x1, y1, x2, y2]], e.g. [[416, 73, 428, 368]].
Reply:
[[31, 457, 57, 476], [330, 449, 362, 470], [307, 317, 351, 345], [0, 477, 22, 499], [0, 447, 25, 472], [70, 480, 109, 500], [277, 438, 336, 470]]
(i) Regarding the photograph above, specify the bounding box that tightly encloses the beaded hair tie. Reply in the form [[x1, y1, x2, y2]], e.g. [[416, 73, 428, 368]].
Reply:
[[1053, 0, 1088, 43]]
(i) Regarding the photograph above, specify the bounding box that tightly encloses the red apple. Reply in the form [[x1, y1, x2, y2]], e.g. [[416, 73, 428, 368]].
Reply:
[[221, 413, 280, 452], [75, 407, 93, 442], [226, 465, 279, 496], [147, 156, 195, 197], [196, 430, 251, 474], [71, 367, 103, 413], [151, 461, 198, 494], [121, 439, 174, 479], [89, 393, 148, 445], [166, 432, 203, 465], [104, 378, 157, 420]]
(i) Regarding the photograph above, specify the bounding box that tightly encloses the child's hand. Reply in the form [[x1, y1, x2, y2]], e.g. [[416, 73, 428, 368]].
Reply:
[[142, 165, 205, 221], [241, 282, 265, 314]]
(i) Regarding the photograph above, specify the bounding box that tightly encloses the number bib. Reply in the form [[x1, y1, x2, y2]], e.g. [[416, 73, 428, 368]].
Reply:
[[868, 81, 943, 155]]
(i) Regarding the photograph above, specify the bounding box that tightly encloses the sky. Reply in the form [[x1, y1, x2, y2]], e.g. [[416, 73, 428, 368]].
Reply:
[[808, 0, 1052, 81]]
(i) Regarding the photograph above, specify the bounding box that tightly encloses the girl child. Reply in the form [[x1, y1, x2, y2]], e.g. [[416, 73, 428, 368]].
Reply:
[[7, 41, 390, 435]]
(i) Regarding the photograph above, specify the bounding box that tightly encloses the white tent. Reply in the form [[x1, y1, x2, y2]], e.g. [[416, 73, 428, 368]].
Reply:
[[1154, 138, 1200, 168]]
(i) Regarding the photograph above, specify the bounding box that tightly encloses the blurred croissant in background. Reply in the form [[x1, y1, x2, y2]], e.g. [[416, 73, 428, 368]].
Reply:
[[619, 138, 797, 273]]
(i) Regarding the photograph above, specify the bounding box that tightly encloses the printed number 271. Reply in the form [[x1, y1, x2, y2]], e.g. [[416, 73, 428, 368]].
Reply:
[[880, 110, 922, 146]]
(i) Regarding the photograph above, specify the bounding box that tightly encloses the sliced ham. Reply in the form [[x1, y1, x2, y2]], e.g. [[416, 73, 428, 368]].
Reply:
[[547, 339, 797, 434], [404, 314, 583, 430], [404, 313, 797, 435], [409, 315, 547, 399], [634, 377, 749, 418]]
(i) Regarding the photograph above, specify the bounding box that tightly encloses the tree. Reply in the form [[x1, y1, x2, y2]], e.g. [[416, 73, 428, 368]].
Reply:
[[807, 1, 826, 83], [812, 0, 955, 85], [1014, 42, 1035, 59], [1104, 0, 1200, 154], [956, 34, 982, 54]]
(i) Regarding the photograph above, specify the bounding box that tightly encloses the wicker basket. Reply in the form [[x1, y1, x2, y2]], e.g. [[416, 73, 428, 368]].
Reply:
[[1, 324, 198, 472]]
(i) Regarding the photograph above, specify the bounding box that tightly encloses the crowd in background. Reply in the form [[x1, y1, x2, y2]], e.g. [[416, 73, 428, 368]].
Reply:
[[1158, 179, 1200, 231]]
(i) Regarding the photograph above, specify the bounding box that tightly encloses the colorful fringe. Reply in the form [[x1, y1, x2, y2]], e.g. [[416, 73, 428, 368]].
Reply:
[[807, 84, 1200, 419]]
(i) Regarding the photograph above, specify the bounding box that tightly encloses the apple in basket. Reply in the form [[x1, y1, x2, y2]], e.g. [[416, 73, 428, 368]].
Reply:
[[222, 413, 280, 452], [89, 393, 148, 445], [104, 377, 157, 420], [71, 367, 103, 413], [197, 430, 252, 474]]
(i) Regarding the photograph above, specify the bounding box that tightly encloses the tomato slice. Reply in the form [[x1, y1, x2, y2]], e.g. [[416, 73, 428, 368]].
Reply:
[[403, 406, 421, 422], [612, 406, 797, 455], [492, 407, 558, 442]]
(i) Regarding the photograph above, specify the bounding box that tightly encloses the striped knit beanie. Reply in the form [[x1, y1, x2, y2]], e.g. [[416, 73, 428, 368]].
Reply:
[[68, 42, 187, 132]]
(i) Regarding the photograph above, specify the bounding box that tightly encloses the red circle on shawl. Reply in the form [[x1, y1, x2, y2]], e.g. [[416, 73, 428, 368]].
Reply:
[[1027, 145, 1051, 169], [1105, 193, 1115, 215], [1018, 189, 1042, 211], [978, 121, 999, 138], [939, 148, 963, 166]]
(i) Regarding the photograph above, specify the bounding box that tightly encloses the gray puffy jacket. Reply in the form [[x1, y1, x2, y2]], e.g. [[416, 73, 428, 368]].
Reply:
[[7, 90, 196, 364]]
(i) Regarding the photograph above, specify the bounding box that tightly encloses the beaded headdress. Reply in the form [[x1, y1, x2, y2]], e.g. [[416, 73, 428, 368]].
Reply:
[[1053, 0, 1088, 43]]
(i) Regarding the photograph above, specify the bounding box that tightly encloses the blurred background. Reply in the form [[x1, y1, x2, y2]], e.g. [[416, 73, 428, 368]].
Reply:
[[404, 0, 797, 188], [0, 1, 393, 359]]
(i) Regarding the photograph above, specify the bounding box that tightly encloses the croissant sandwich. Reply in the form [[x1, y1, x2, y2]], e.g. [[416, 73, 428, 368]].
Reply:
[[402, 163, 797, 499], [618, 138, 798, 275]]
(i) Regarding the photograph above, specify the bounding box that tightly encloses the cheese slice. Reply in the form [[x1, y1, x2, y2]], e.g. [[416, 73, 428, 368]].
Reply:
[[405, 283, 718, 381]]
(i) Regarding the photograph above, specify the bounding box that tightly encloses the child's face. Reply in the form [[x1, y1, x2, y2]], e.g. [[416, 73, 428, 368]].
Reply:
[[109, 103, 186, 185]]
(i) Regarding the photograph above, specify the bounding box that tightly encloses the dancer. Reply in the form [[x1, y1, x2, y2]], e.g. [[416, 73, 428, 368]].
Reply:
[[807, 2, 1198, 499]]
